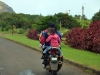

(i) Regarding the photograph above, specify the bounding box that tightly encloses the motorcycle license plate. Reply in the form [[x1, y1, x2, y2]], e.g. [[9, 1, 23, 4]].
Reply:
[[52, 58, 57, 61]]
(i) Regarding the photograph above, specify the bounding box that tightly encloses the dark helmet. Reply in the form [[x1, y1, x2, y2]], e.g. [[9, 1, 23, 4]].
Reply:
[[48, 22, 57, 30]]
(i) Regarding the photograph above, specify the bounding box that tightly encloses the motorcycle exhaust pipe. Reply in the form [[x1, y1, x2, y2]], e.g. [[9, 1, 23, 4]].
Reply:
[[58, 61, 63, 65]]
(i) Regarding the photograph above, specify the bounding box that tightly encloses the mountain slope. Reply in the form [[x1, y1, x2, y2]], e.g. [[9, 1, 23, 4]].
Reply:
[[0, 1, 15, 13]]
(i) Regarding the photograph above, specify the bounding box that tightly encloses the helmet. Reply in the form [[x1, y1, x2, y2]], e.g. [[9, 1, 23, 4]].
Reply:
[[48, 22, 57, 30]]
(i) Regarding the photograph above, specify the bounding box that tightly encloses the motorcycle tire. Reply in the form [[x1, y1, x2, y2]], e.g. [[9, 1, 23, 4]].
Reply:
[[51, 71, 57, 75]]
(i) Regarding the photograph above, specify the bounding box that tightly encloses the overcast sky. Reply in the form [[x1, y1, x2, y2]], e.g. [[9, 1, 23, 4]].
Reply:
[[1, 0, 100, 19]]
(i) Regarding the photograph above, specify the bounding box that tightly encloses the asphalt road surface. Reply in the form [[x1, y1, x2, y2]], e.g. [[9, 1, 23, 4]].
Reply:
[[0, 37, 94, 75]]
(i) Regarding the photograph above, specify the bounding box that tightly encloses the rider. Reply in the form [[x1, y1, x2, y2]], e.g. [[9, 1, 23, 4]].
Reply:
[[39, 22, 62, 66]]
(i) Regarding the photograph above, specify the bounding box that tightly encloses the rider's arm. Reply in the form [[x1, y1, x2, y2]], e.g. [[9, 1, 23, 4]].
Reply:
[[46, 35, 52, 42]]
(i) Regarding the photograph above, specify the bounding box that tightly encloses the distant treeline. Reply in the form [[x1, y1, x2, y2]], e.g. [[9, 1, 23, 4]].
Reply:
[[0, 12, 91, 32]]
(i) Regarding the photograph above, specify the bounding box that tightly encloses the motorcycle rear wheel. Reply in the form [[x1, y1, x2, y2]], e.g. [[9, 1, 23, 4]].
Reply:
[[51, 71, 57, 75]]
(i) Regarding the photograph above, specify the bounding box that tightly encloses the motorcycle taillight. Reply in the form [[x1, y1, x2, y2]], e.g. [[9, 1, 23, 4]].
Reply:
[[50, 50, 58, 54]]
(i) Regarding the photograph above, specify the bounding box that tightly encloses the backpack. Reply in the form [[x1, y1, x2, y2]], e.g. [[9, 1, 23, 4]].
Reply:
[[39, 30, 47, 45]]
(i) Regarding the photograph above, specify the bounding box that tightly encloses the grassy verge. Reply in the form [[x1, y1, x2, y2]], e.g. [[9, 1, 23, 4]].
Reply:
[[0, 33, 100, 71]]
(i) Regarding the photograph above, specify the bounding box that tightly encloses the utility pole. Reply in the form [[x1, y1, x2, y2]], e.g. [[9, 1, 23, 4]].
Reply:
[[60, 21, 61, 32], [82, 3, 86, 28]]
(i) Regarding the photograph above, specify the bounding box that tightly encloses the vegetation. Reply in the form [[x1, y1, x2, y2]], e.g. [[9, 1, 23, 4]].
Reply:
[[65, 20, 100, 53], [65, 10, 100, 53], [0, 12, 82, 33], [54, 13, 81, 29], [76, 19, 91, 28], [92, 10, 100, 22], [26, 29, 39, 40], [36, 15, 59, 32], [0, 12, 43, 32]]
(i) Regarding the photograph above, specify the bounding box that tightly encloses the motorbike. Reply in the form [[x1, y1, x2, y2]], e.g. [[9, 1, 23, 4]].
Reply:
[[43, 47, 63, 75]]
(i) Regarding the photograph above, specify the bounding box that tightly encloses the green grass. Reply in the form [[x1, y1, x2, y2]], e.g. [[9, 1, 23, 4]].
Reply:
[[61, 43, 100, 70], [0, 33, 100, 71]]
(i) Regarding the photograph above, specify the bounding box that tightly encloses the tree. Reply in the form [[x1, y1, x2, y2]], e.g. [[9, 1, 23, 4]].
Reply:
[[54, 13, 81, 29], [92, 10, 100, 22], [37, 15, 59, 32], [75, 15, 81, 19]]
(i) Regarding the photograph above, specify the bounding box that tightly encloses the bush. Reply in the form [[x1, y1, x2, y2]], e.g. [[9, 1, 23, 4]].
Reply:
[[62, 29, 69, 37], [89, 21, 100, 53], [65, 20, 100, 53], [65, 28, 87, 49], [18, 29, 25, 34], [26, 29, 39, 40]]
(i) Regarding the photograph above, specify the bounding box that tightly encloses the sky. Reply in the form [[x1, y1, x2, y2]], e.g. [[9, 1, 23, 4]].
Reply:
[[0, 0, 100, 19]]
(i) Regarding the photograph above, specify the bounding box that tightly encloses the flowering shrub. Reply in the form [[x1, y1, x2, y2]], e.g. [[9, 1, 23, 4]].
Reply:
[[65, 20, 100, 53], [65, 28, 87, 49], [26, 29, 39, 40], [89, 21, 100, 53]]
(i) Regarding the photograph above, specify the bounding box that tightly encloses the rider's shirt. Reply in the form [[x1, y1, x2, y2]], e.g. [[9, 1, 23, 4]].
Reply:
[[46, 33, 61, 47]]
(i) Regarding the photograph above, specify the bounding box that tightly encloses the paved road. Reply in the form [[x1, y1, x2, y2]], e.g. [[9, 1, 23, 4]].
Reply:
[[0, 37, 94, 75]]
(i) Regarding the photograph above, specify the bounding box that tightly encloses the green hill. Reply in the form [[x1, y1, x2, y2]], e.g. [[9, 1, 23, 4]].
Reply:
[[0, 1, 15, 13]]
